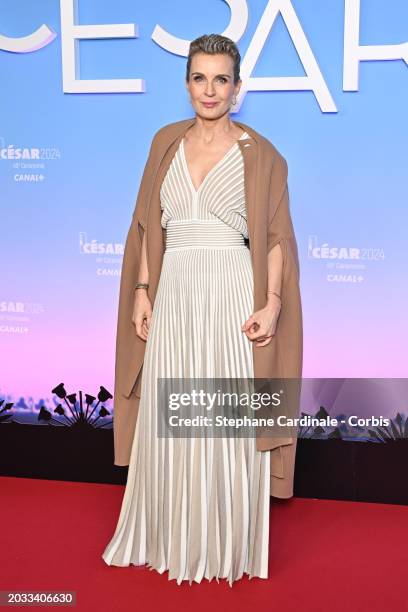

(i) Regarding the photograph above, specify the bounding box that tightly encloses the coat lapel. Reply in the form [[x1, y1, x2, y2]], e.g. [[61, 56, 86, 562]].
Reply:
[[236, 131, 257, 269]]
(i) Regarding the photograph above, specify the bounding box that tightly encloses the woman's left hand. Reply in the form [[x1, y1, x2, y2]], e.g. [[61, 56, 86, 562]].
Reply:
[[241, 296, 282, 347]]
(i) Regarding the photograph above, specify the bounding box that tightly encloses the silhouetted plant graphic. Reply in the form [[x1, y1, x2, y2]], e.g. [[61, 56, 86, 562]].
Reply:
[[2, 386, 407, 443], [297, 406, 408, 442], [297, 406, 345, 439], [35, 383, 114, 428], [0, 399, 14, 423], [297, 406, 339, 439], [367, 413, 408, 442]]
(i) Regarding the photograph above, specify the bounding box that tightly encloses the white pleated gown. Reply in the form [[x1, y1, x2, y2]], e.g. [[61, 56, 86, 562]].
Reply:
[[102, 131, 271, 586]]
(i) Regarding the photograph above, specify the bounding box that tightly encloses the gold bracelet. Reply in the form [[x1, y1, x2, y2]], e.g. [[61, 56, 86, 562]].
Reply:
[[135, 282, 149, 291]]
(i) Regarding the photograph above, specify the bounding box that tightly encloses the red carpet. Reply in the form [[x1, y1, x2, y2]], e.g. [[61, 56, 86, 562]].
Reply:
[[1, 476, 407, 611]]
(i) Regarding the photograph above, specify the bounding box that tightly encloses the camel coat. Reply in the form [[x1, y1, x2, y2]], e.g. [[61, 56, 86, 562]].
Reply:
[[112, 117, 303, 499]]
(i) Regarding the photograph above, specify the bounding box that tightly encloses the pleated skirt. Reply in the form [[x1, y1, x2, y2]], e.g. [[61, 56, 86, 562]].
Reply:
[[102, 219, 271, 586]]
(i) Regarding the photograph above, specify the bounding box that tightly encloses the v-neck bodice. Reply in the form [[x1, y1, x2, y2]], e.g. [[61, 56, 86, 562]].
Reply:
[[181, 131, 249, 193], [160, 131, 250, 239]]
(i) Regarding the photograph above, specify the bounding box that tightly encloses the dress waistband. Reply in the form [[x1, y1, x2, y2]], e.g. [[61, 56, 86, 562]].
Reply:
[[165, 219, 247, 251]]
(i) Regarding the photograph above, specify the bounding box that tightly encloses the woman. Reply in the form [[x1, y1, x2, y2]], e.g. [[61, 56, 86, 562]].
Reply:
[[102, 34, 303, 586]]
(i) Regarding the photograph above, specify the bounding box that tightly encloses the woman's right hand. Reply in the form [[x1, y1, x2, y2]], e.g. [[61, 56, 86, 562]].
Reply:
[[132, 289, 152, 341]]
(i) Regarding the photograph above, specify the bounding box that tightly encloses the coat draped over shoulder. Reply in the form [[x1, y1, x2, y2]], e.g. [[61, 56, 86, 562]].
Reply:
[[112, 117, 303, 498]]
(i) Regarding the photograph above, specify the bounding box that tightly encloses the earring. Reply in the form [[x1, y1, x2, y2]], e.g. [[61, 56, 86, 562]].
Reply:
[[232, 96, 237, 105]]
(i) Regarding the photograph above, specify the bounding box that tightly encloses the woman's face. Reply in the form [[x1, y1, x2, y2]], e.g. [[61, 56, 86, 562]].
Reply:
[[186, 52, 241, 120]]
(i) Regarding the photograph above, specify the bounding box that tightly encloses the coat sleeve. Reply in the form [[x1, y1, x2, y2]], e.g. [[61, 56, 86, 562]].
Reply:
[[266, 152, 300, 283], [113, 132, 159, 398], [121, 129, 161, 292], [266, 149, 302, 377], [255, 149, 303, 474], [131, 132, 160, 230]]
